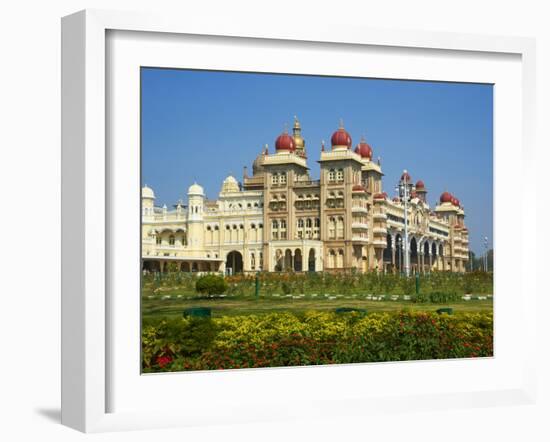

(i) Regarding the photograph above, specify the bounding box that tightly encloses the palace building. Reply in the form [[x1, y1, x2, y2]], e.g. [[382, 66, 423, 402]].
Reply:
[[142, 118, 470, 274]]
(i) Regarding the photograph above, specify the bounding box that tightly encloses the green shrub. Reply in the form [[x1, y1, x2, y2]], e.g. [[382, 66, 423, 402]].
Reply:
[[281, 282, 292, 295], [195, 274, 228, 295]]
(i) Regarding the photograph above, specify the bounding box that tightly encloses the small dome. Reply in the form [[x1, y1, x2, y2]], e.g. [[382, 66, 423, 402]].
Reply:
[[142, 185, 155, 199], [354, 137, 373, 159], [331, 122, 352, 148], [275, 132, 295, 152], [401, 171, 412, 182], [352, 184, 365, 192], [373, 192, 387, 200], [188, 182, 204, 196], [220, 175, 239, 194], [451, 197, 460, 206], [440, 191, 453, 203], [415, 180, 425, 189], [392, 196, 400, 202]]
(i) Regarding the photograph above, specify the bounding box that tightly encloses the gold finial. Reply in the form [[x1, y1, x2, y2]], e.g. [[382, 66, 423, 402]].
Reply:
[[294, 115, 300, 128], [321, 140, 325, 152], [361, 134, 366, 143], [264, 143, 268, 155], [339, 118, 344, 129]]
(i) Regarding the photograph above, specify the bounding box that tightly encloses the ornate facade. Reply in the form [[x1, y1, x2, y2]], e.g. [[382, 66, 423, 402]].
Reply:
[[142, 118, 470, 274]]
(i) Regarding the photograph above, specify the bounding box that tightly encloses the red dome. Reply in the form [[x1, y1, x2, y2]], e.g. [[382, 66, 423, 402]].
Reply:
[[401, 171, 412, 182], [331, 127, 352, 148], [440, 192, 453, 203], [392, 196, 400, 202], [275, 133, 295, 152], [451, 197, 459, 206], [352, 184, 365, 192], [415, 180, 425, 189], [354, 139, 373, 159], [373, 192, 387, 200]]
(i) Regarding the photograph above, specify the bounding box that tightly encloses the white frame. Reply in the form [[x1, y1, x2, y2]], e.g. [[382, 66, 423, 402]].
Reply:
[[61, 9, 537, 433]]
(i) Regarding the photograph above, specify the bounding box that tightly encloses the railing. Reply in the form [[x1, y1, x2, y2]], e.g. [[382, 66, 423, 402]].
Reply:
[[351, 222, 369, 230], [293, 179, 320, 187], [351, 206, 368, 213]]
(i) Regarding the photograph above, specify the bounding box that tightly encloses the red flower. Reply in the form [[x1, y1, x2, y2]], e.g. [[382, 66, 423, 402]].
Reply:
[[156, 355, 172, 368]]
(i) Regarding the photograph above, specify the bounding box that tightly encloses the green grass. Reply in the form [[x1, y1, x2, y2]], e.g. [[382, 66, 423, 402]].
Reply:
[[142, 291, 493, 319]]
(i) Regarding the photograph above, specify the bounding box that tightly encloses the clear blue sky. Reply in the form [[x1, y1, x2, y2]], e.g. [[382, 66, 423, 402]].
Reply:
[[141, 68, 493, 256]]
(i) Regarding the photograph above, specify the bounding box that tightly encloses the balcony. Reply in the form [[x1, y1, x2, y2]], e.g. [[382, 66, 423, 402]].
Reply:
[[372, 212, 387, 220], [352, 236, 369, 244], [351, 222, 369, 230], [372, 227, 387, 235], [372, 239, 387, 247], [351, 206, 368, 214]]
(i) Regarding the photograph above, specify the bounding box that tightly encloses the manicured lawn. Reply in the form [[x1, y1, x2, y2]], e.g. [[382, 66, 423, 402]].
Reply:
[[142, 292, 493, 319]]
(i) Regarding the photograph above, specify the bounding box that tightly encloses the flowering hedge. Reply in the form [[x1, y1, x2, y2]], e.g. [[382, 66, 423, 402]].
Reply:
[[142, 271, 493, 298], [142, 310, 493, 372]]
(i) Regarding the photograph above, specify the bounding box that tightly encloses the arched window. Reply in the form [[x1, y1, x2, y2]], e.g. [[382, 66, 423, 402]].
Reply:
[[169, 235, 175, 246], [280, 220, 286, 229], [329, 217, 336, 239], [272, 173, 279, 184], [337, 216, 344, 239], [232, 224, 237, 230], [315, 218, 320, 228], [280, 172, 287, 185], [306, 218, 312, 228], [272, 220, 279, 229], [298, 219, 304, 228], [156, 236, 162, 245], [328, 169, 336, 182], [259, 223, 263, 229], [251, 223, 256, 229], [226, 225, 230, 230], [214, 225, 219, 231], [336, 169, 344, 181], [250, 253, 256, 270], [239, 224, 244, 230]]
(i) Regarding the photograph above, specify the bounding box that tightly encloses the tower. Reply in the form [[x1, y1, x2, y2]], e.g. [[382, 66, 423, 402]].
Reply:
[[187, 182, 205, 251], [141, 185, 155, 220], [292, 116, 306, 158], [319, 121, 365, 270]]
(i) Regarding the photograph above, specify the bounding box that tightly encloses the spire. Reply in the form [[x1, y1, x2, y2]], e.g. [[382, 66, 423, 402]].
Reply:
[[339, 118, 344, 129], [321, 140, 325, 152]]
